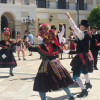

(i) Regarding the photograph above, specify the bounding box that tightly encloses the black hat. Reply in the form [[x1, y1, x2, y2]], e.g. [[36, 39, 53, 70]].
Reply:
[[81, 20, 89, 28], [51, 25, 56, 30], [92, 26, 97, 30]]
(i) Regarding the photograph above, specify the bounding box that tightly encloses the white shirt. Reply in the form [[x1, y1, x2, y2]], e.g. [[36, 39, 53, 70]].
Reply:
[[58, 25, 65, 43], [38, 36, 43, 44], [69, 18, 85, 40], [61, 37, 66, 44], [92, 32, 97, 35]]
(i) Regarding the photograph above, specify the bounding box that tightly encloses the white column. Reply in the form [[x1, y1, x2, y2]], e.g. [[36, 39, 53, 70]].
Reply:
[[11, 0, 13, 4], [21, 0, 24, 5], [84, 0, 86, 3], [0, 19, 1, 40], [15, 0, 21, 5], [75, 0, 77, 3], [23, 0, 29, 5], [7, 0, 13, 4], [29, 0, 35, 5], [93, 0, 97, 7]]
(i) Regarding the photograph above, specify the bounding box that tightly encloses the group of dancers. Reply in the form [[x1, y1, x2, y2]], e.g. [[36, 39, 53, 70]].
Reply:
[[0, 12, 100, 100]]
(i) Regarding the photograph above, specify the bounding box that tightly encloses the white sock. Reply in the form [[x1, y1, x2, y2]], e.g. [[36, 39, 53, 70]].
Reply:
[[84, 74, 90, 83], [77, 77, 85, 90]]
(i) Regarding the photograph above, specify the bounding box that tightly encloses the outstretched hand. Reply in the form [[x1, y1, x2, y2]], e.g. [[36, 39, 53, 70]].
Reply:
[[65, 12, 71, 19]]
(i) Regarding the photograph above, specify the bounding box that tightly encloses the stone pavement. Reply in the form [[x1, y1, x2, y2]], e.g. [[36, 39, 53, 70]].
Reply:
[[0, 50, 100, 100]]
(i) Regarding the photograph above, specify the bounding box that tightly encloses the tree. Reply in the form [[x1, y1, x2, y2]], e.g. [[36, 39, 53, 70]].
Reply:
[[87, 5, 100, 30]]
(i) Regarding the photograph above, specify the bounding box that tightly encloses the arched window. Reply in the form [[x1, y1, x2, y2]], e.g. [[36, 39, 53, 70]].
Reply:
[[79, 0, 84, 10], [58, 0, 66, 9], [1, 0, 7, 3], [1, 15, 8, 32], [37, 0, 46, 8]]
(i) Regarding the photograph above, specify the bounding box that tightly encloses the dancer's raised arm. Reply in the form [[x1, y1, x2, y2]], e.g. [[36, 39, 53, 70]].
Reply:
[[66, 12, 84, 40]]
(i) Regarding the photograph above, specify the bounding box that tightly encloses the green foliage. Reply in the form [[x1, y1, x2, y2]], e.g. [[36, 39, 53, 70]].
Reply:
[[87, 5, 100, 30]]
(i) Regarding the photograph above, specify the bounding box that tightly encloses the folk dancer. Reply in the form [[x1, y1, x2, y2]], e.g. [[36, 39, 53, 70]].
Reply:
[[0, 27, 17, 76], [66, 12, 93, 97], [26, 24, 75, 100]]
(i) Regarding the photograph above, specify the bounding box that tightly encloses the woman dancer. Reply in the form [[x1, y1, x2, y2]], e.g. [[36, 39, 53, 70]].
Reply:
[[26, 24, 75, 100], [0, 27, 17, 76]]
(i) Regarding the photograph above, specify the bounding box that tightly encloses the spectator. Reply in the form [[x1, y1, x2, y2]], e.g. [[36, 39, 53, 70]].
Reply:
[[26, 31, 34, 56], [24, 30, 28, 41], [12, 28, 16, 39], [16, 32, 26, 60], [90, 26, 100, 70]]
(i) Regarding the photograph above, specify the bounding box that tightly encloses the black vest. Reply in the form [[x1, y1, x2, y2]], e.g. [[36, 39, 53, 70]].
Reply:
[[56, 34, 59, 43], [90, 33, 100, 51], [76, 31, 89, 53]]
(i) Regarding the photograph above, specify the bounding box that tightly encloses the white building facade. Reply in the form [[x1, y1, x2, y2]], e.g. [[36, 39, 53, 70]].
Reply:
[[0, 0, 100, 41], [0, 0, 36, 39]]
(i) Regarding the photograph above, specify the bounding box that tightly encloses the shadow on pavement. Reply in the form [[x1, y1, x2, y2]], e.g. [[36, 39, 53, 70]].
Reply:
[[69, 81, 79, 88], [16, 58, 41, 61], [46, 92, 80, 100], [9, 77, 35, 81], [0, 76, 10, 78]]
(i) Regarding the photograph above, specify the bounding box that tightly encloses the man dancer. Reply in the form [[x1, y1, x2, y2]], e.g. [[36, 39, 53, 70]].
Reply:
[[66, 12, 93, 98]]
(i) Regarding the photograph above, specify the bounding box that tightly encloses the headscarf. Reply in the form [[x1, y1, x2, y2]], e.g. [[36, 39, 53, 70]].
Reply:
[[38, 24, 59, 52], [2, 27, 10, 41]]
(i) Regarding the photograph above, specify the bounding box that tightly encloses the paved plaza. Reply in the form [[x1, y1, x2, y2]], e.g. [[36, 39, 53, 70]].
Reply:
[[0, 50, 100, 100]]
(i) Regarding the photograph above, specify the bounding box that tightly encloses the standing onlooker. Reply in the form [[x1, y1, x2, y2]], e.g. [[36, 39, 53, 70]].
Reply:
[[24, 30, 28, 41], [16, 32, 26, 60], [68, 27, 76, 58], [90, 26, 100, 70], [26, 31, 34, 56], [12, 28, 16, 39]]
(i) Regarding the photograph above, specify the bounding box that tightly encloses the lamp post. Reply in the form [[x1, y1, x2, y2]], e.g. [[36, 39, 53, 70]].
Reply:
[[23, 16, 34, 30], [77, 0, 79, 27], [49, 14, 53, 22]]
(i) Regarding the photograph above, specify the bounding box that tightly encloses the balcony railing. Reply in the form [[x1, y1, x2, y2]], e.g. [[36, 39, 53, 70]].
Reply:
[[76, 3, 87, 10], [36, 0, 47, 8], [36, 1, 69, 9], [0, 0, 7, 3], [56, 2, 69, 9], [36, 1, 87, 11]]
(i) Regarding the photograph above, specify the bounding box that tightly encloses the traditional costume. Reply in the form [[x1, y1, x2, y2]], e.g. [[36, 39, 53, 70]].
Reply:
[[27, 24, 74, 100], [0, 27, 17, 76], [67, 16, 93, 97]]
